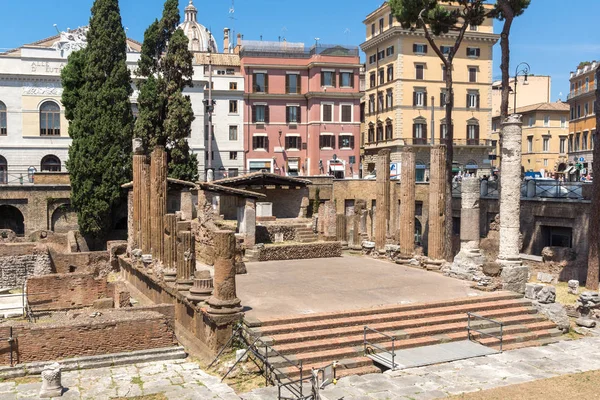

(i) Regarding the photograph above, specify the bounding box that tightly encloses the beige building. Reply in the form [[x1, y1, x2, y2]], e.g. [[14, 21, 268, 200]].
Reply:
[[360, 3, 499, 179], [491, 102, 569, 175], [491, 75, 551, 117]]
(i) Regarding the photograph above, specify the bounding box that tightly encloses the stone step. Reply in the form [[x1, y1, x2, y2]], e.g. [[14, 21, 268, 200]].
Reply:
[[268, 310, 546, 347], [251, 292, 523, 328], [253, 297, 532, 336]]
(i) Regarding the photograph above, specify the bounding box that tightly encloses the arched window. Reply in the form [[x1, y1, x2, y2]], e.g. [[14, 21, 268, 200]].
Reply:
[[41, 155, 61, 172], [0, 155, 6, 184], [40, 101, 61, 136], [0, 101, 6, 136]]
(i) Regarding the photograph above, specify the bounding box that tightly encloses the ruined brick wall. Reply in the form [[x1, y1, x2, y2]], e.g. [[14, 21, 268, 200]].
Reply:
[[26, 273, 108, 311], [0, 311, 175, 365], [0, 244, 52, 288], [48, 250, 111, 276], [258, 242, 342, 261], [256, 225, 297, 243]]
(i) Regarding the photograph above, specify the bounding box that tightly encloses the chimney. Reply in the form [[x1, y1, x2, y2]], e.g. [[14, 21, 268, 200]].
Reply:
[[223, 28, 230, 54], [235, 33, 242, 54]]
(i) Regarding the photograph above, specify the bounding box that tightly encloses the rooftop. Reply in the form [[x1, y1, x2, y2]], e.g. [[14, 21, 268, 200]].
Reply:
[[240, 40, 359, 59], [212, 171, 311, 188]]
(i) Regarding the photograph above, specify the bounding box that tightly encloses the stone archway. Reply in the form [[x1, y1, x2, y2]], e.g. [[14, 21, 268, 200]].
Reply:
[[51, 204, 78, 233], [0, 205, 25, 235]]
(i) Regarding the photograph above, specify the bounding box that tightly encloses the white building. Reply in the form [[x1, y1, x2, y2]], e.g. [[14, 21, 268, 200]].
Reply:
[[0, 0, 243, 184]]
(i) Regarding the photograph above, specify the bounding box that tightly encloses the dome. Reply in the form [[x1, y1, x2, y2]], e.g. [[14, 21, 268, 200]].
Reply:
[[179, 0, 218, 53]]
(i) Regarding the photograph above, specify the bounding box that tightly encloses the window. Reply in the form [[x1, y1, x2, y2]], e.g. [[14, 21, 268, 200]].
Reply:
[[583, 132, 589, 150], [0, 101, 6, 136], [286, 106, 300, 123], [386, 89, 393, 109], [339, 134, 355, 149], [440, 91, 448, 107], [543, 137, 550, 152], [370, 73, 376, 88], [413, 44, 427, 54], [492, 121, 498, 132], [413, 90, 426, 107], [575, 133, 580, 151], [527, 136, 533, 153], [229, 100, 238, 114], [252, 105, 269, 123], [543, 115, 550, 127], [322, 71, 336, 87], [466, 47, 481, 57], [229, 125, 238, 140], [41, 155, 61, 172], [228, 168, 239, 177], [252, 135, 268, 150], [560, 137, 566, 154], [585, 103, 589, 116], [378, 68, 385, 85], [413, 121, 427, 144], [586, 77, 590, 91], [368, 124, 375, 142], [528, 117, 534, 127], [379, 18, 384, 33], [40, 101, 60, 136], [389, 13, 393, 27], [544, 159, 548, 167], [287, 159, 300, 176], [467, 123, 479, 145], [470, 24, 478, 31], [440, 46, 452, 55], [319, 134, 335, 149], [377, 92, 384, 111], [0, 156, 6, 184], [376, 123, 384, 141], [415, 64, 424, 80], [570, 107, 575, 120], [387, 65, 393, 82], [253, 73, 268, 93], [368, 95, 375, 113], [378, 50, 385, 60], [369, 54, 376, 64], [385, 121, 393, 140], [561, 116, 567, 128], [468, 67, 477, 83], [340, 72, 354, 87], [371, 23, 375, 36], [286, 73, 300, 94], [229, 82, 238, 90], [285, 136, 302, 150], [322, 103, 333, 122], [386, 46, 394, 56], [466, 92, 479, 109], [341, 104, 352, 122], [229, 152, 238, 160], [568, 135, 573, 152], [577, 105, 581, 118]]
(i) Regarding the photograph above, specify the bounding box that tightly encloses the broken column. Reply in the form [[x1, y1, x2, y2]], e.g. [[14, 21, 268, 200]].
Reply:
[[497, 115, 528, 294], [336, 214, 347, 244], [351, 200, 366, 248], [141, 161, 151, 255], [427, 145, 447, 261], [206, 230, 243, 314], [164, 214, 177, 272], [176, 230, 195, 292], [375, 149, 391, 251], [447, 177, 486, 280], [150, 146, 167, 264], [187, 270, 214, 305], [399, 148, 416, 256], [39, 363, 62, 398], [238, 198, 256, 248], [132, 138, 145, 250]]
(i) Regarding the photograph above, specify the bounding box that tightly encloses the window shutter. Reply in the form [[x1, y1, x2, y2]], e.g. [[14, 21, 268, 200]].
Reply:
[[285, 75, 290, 94], [423, 124, 427, 139], [475, 125, 480, 140], [350, 135, 355, 149], [251, 106, 256, 123], [466, 94, 470, 108], [321, 72, 325, 87], [331, 135, 336, 149], [423, 94, 427, 107], [424, 45, 428, 53], [440, 94, 444, 107], [286, 107, 290, 124], [252, 74, 256, 92], [476, 48, 481, 57], [298, 137, 302, 149], [476, 94, 481, 110], [337, 136, 341, 149], [265, 106, 270, 123], [412, 124, 417, 138], [319, 135, 324, 148], [413, 92, 417, 106], [413, 43, 417, 52], [252, 136, 257, 149], [265, 74, 269, 93], [265, 136, 269, 151], [297, 107, 301, 123], [350, 73, 355, 88], [332, 72, 337, 88], [297, 75, 301, 94]]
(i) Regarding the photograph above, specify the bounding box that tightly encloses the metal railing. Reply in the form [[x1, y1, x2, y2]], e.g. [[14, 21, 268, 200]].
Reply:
[[567, 82, 597, 100], [363, 326, 397, 371], [467, 312, 504, 352], [364, 138, 495, 148]]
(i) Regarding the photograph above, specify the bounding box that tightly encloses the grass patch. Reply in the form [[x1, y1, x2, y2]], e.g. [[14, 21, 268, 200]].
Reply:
[[554, 282, 582, 306], [111, 394, 167, 400], [13, 376, 40, 385], [130, 376, 144, 390]]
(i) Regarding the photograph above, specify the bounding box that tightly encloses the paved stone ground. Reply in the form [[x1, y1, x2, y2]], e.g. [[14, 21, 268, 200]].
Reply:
[[242, 337, 600, 400], [0, 359, 241, 400]]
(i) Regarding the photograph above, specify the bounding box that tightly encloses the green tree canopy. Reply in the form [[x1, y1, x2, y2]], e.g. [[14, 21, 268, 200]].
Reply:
[[61, 0, 134, 239], [135, 0, 198, 181]]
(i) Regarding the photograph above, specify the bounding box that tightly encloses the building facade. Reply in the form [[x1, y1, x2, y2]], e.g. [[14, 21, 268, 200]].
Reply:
[[240, 41, 362, 178], [567, 61, 598, 180], [491, 75, 551, 117], [360, 3, 499, 179], [491, 102, 569, 176]]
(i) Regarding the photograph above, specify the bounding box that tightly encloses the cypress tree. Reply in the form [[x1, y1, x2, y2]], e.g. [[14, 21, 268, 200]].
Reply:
[[61, 0, 134, 239], [135, 0, 198, 182]]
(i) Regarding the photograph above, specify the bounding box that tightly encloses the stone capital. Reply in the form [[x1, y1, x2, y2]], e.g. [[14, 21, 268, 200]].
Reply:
[[503, 114, 523, 125]]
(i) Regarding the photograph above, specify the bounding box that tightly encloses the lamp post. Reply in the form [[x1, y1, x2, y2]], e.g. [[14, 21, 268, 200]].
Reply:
[[513, 62, 530, 114]]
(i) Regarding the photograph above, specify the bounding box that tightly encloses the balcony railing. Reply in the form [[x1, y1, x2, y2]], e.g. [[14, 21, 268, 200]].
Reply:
[[567, 82, 597, 100], [364, 138, 495, 148]]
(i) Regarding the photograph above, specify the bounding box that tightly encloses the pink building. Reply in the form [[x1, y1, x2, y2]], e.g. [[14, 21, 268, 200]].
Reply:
[[240, 41, 361, 178]]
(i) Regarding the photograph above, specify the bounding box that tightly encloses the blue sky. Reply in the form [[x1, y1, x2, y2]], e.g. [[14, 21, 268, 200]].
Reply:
[[0, 0, 596, 101]]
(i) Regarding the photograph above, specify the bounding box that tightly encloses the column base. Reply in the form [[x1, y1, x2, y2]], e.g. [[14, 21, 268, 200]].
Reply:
[[206, 296, 243, 315]]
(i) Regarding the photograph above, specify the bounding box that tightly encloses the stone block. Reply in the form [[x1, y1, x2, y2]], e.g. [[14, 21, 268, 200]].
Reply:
[[568, 280, 579, 295], [92, 298, 114, 309], [501, 265, 529, 294], [536, 286, 556, 304], [525, 283, 545, 300], [541, 246, 576, 263], [533, 301, 570, 332], [362, 241, 375, 249], [537, 272, 555, 283], [482, 262, 501, 277], [575, 318, 596, 328]]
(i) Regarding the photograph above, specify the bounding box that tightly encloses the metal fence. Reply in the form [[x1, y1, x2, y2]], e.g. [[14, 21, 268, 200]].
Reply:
[[478, 179, 585, 200]]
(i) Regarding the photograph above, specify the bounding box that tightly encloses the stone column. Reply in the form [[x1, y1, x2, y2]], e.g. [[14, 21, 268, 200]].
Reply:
[[176, 230, 195, 292], [187, 270, 214, 305], [399, 148, 416, 256], [460, 177, 481, 252], [141, 161, 151, 255], [428, 145, 447, 261], [336, 214, 347, 243], [497, 115, 528, 293], [243, 198, 256, 247], [375, 149, 391, 250], [206, 230, 242, 314], [150, 146, 167, 263], [351, 200, 365, 248], [132, 139, 145, 250], [164, 214, 177, 270]]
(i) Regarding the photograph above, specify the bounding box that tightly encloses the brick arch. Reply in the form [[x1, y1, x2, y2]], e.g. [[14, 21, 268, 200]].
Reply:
[[0, 205, 25, 235], [50, 203, 78, 233]]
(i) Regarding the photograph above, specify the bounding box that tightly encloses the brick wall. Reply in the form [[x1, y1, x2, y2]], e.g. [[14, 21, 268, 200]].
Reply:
[[0, 244, 52, 288], [258, 242, 342, 261], [48, 250, 111, 276], [26, 273, 108, 311], [0, 311, 175, 365]]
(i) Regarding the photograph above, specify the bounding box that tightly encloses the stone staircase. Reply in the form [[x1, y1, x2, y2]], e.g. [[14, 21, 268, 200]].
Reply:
[[294, 225, 319, 243], [246, 292, 562, 379], [244, 247, 260, 262]]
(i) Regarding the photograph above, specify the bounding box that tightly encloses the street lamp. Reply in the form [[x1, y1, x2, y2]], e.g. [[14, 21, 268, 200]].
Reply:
[[513, 62, 530, 114]]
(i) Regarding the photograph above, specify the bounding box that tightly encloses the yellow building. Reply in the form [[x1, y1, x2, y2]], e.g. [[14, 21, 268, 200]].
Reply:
[[360, 2, 499, 179], [567, 61, 597, 180], [491, 102, 569, 176], [491, 75, 551, 116]]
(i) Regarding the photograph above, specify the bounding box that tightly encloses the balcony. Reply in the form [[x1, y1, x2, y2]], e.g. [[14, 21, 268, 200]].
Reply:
[[567, 82, 597, 101]]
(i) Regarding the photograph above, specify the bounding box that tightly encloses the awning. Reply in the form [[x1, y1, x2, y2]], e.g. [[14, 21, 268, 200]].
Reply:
[[564, 166, 575, 175], [465, 164, 478, 169], [339, 133, 354, 136], [288, 160, 299, 169], [286, 133, 300, 137], [330, 163, 345, 172], [249, 161, 272, 169], [452, 167, 460, 172]]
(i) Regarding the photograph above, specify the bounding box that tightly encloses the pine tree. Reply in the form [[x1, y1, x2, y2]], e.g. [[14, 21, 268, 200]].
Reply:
[[135, 0, 198, 181], [61, 0, 134, 239]]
